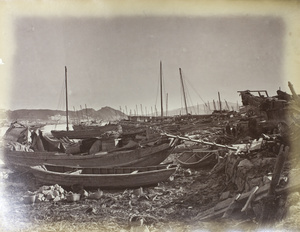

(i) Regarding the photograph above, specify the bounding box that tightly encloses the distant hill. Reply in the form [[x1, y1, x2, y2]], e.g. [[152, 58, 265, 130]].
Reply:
[[0, 106, 127, 125], [0, 101, 239, 125]]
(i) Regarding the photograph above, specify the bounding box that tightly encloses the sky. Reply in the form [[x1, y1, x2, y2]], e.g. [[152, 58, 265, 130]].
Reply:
[[1, 1, 300, 114]]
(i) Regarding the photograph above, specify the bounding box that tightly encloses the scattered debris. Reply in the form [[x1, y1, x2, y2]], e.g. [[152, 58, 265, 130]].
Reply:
[[0, 82, 299, 231]]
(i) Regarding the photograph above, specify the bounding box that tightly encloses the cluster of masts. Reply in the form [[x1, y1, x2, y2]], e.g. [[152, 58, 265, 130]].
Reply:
[[118, 61, 239, 117], [63, 63, 240, 128], [118, 98, 239, 117]]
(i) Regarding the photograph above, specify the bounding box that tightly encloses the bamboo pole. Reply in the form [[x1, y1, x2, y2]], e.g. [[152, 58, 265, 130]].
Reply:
[[163, 133, 238, 150]]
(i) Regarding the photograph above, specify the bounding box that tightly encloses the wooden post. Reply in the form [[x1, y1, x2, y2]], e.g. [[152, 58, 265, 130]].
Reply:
[[260, 145, 289, 223]]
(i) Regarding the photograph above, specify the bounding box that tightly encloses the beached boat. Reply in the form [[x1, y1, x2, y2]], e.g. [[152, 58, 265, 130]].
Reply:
[[2, 118, 178, 173], [30, 164, 177, 189], [51, 125, 118, 139], [176, 149, 219, 169], [72, 122, 117, 131], [1, 138, 176, 172]]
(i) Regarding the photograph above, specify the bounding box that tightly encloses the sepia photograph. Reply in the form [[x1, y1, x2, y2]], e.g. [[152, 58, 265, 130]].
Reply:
[[0, 0, 300, 231]]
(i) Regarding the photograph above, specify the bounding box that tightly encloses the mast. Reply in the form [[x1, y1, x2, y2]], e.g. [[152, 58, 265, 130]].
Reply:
[[218, 92, 222, 112], [179, 68, 188, 115], [65, 66, 69, 131], [166, 93, 168, 117], [80, 105, 83, 121], [225, 100, 230, 111], [140, 104, 143, 116], [160, 61, 163, 118], [85, 104, 89, 122], [73, 106, 77, 124]]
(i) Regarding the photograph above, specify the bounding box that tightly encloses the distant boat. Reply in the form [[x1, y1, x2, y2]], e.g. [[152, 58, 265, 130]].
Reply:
[[176, 149, 219, 169], [30, 164, 177, 189]]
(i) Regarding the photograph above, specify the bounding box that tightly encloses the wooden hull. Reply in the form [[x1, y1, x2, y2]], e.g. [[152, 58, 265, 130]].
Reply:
[[1, 143, 173, 172], [176, 150, 218, 169], [51, 127, 146, 139], [51, 129, 113, 139], [72, 124, 118, 132], [30, 164, 177, 189]]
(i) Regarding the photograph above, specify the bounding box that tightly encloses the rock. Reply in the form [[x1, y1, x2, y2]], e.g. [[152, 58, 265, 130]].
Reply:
[[219, 191, 230, 200], [66, 193, 81, 202], [79, 189, 89, 198], [238, 159, 254, 169], [23, 194, 36, 204], [53, 196, 61, 202], [53, 190, 60, 197], [35, 193, 45, 203], [89, 190, 103, 199], [46, 193, 55, 200]]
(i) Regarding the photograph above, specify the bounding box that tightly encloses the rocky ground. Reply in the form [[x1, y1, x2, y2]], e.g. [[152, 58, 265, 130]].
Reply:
[[1, 116, 300, 232], [1, 151, 300, 232]]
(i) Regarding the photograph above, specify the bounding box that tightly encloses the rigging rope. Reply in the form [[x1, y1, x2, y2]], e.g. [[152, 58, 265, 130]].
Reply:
[[55, 79, 66, 123], [183, 72, 207, 105]]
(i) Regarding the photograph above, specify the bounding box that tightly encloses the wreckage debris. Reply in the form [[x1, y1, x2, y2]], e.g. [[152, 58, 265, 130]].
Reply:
[[0, 81, 299, 230], [20, 184, 107, 204]]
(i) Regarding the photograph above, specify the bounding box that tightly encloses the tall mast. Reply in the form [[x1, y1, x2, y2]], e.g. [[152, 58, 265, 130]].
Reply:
[[179, 68, 188, 115], [160, 61, 163, 118], [65, 66, 69, 131], [73, 106, 77, 124], [218, 92, 222, 112], [207, 101, 211, 111], [213, 100, 216, 111], [85, 104, 89, 122], [80, 105, 83, 120], [225, 100, 230, 111], [166, 93, 168, 117]]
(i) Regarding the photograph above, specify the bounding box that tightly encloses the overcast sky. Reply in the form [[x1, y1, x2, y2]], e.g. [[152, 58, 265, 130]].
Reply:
[[8, 15, 285, 113]]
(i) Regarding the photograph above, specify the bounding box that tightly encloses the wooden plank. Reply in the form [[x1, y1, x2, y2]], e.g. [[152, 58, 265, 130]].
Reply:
[[197, 178, 300, 221]]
